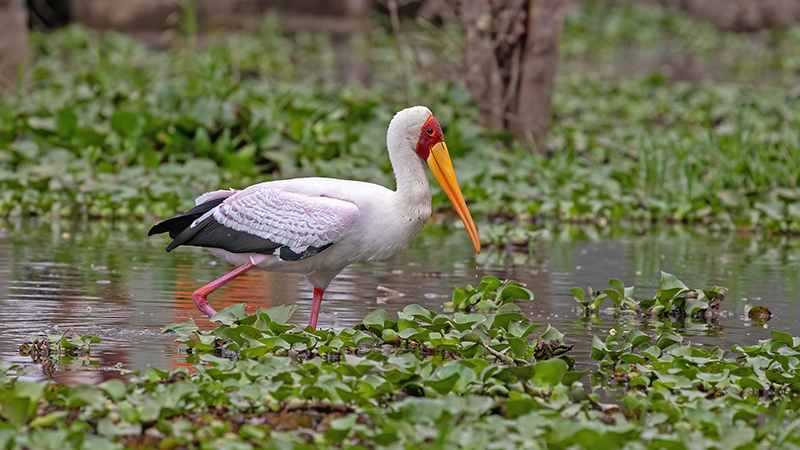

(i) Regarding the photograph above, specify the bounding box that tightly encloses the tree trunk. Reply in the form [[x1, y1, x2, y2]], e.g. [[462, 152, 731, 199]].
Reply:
[[0, 0, 29, 87], [450, 0, 566, 155], [511, 0, 565, 154]]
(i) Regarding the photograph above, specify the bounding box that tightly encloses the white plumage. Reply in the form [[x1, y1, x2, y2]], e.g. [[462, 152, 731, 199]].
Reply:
[[213, 184, 360, 255], [150, 106, 480, 328]]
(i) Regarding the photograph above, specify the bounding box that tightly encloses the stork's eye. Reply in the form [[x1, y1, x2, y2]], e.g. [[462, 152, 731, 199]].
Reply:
[[426, 128, 434, 136]]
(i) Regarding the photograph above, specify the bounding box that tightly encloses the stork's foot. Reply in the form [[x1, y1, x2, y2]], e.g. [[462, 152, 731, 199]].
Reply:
[[192, 290, 217, 318]]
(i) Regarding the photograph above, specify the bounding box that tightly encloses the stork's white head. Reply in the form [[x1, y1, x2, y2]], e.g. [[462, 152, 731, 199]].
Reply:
[[387, 106, 481, 254], [387, 106, 433, 150]]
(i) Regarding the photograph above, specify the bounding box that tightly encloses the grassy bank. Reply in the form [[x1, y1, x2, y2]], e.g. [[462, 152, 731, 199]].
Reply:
[[1, 2, 799, 235]]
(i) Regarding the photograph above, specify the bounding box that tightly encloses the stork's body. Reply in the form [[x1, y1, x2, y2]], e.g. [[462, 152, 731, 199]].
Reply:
[[149, 106, 480, 328]]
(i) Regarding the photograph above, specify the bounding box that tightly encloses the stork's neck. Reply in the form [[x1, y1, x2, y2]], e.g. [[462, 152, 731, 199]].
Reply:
[[386, 121, 431, 206]]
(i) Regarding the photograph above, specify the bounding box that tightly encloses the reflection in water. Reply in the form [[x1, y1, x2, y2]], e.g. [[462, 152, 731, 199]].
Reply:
[[0, 220, 798, 383]]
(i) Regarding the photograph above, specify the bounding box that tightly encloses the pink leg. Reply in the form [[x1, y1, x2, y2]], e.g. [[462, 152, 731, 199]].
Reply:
[[309, 287, 324, 329], [192, 263, 256, 318]]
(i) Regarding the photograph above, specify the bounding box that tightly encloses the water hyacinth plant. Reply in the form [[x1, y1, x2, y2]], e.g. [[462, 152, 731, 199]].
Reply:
[[2, 3, 800, 237], [572, 271, 727, 318], [446, 276, 534, 312], [1, 277, 800, 448]]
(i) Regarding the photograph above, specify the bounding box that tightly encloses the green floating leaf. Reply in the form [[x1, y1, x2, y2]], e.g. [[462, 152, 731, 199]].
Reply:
[[0, 396, 32, 428], [451, 287, 470, 310], [506, 337, 528, 359], [624, 329, 651, 349], [211, 303, 248, 325], [425, 372, 461, 395], [56, 109, 77, 136], [29, 410, 68, 429], [658, 271, 688, 291], [110, 110, 140, 137], [478, 276, 503, 292], [532, 358, 568, 389], [162, 319, 199, 337], [402, 304, 434, 323], [771, 330, 798, 347], [540, 325, 565, 342], [609, 278, 625, 295], [13, 381, 45, 403], [98, 379, 127, 401], [570, 287, 586, 302], [96, 418, 143, 437], [499, 284, 533, 302], [362, 309, 388, 330], [656, 333, 682, 350], [561, 370, 587, 386], [620, 354, 646, 365], [256, 304, 300, 325], [641, 344, 661, 360]]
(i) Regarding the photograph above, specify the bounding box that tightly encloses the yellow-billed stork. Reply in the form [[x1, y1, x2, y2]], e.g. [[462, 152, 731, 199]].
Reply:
[[149, 106, 480, 328]]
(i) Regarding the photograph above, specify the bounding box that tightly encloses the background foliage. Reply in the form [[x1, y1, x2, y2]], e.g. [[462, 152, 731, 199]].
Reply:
[[2, 2, 799, 233]]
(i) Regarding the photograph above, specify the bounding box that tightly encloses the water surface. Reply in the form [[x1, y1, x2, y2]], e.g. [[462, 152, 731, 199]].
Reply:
[[1, 220, 798, 383]]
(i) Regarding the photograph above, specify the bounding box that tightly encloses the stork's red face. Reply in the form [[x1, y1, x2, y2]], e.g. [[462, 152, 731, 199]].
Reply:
[[415, 116, 444, 160], [415, 115, 481, 254]]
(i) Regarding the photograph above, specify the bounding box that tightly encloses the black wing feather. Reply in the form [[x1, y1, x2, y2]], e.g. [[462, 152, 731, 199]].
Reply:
[[279, 242, 334, 261], [148, 196, 228, 238], [166, 217, 281, 254]]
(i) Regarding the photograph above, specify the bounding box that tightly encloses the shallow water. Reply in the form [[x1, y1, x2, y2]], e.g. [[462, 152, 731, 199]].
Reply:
[[1, 220, 798, 384]]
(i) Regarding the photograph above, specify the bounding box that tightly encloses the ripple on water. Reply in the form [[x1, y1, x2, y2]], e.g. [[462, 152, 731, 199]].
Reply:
[[1, 222, 798, 383]]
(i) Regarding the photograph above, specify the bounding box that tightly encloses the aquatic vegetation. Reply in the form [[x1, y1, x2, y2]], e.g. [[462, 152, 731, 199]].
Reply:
[[591, 326, 800, 396], [446, 276, 534, 312], [16, 333, 100, 379], [571, 271, 727, 318], [164, 301, 566, 366], [18, 333, 100, 363], [748, 305, 774, 324], [562, 0, 800, 78], [2, 277, 800, 448]]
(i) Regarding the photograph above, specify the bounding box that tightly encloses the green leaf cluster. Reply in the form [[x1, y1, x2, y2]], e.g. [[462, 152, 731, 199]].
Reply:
[[168, 302, 562, 367], [588, 328, 800, 448], [572, 272, 726, 318], [447, 276, 534, 312], [19, 333, 100, 366]]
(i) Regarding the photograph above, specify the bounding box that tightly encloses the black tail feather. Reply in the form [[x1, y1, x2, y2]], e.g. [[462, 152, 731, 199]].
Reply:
[[166, 217, 282, 254], [148, 196, 228, 239]]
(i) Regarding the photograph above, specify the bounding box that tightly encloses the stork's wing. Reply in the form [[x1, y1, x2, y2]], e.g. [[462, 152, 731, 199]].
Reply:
[[158, 186, 360, 261], [148, 189, 237, 239]]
